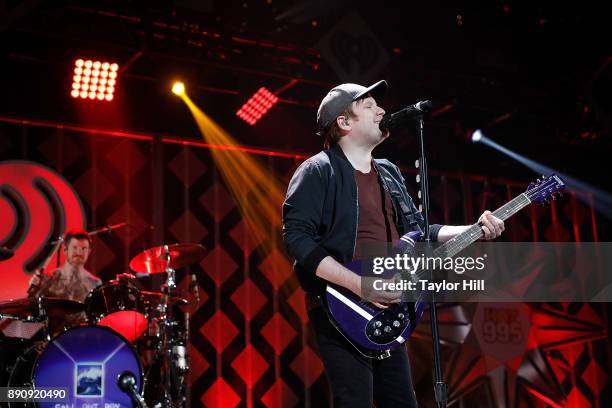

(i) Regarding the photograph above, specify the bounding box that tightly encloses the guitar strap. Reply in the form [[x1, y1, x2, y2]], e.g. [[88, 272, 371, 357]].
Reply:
[[376, 164, 424, 235]]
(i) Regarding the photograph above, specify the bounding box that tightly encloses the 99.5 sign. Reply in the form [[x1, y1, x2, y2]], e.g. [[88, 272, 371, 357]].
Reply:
[[481, 308, 523, 344], [472, 303, 530, 363]]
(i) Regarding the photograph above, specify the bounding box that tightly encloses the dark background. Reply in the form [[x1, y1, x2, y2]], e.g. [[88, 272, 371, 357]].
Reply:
[[1, 0, 610, 188], [1, 1, 611, 407]]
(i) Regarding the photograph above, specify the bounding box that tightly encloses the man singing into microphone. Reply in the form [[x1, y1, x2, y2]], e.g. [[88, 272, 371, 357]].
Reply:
[[282, 80, 504, 407], [27, 228, 102, 334]]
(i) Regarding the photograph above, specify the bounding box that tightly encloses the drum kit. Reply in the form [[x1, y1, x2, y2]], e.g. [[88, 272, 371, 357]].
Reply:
[[0, 242, 207, 407]]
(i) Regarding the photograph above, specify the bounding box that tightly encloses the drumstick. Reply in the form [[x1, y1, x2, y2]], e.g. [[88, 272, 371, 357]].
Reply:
[[27, 238, 63, 295]]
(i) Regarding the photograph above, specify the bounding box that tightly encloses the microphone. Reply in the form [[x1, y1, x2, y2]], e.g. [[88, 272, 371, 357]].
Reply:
[[0, 246, 14, 261], [379, 100, 432, 131], [117, 371, 147, 408], [190, 273, 200, 303]]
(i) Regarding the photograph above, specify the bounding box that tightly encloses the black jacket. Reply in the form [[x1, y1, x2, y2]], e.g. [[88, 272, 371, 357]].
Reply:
[[282, 144, 442, 294]]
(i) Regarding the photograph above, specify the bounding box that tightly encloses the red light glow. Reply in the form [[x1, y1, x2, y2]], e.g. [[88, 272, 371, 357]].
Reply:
[[236, 87, 279, 126]]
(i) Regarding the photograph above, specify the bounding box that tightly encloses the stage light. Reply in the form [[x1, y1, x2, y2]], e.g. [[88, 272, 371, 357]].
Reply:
[[179, 93, 288, 256], [236, 87, 279, 126], [473, 129, 612, 219], [70, 59, 118, 101], [172, 82, 185, 96], [472, 129, 483, 143]]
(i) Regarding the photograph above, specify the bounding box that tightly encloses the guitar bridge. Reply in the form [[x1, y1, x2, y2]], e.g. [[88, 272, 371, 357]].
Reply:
[[377, 350, 391, 360]]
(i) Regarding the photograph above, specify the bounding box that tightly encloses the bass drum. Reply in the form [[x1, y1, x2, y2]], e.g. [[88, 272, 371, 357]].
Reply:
[[8, 325, 143, 407]]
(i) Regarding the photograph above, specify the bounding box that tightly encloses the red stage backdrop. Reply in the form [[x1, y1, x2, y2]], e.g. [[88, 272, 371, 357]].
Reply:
[[0, 119, 609, 407]]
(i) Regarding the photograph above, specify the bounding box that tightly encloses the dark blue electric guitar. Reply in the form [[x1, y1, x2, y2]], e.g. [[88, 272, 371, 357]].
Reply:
[[324, 175, 565, 357]]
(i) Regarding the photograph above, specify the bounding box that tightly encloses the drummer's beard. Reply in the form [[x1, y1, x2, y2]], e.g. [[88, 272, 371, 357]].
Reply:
[[66, 256, 85, 271]]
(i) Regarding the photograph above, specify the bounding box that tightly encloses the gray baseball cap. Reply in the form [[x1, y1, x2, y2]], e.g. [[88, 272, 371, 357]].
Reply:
[[316, 80, 388, 136]]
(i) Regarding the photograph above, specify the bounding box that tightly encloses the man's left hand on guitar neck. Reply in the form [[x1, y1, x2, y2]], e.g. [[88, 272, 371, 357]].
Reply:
[[437, 210, 505, 242]]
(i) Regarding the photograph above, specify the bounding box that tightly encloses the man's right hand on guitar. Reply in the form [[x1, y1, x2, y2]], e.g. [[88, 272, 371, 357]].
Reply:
[[361, 274, 403, 309]]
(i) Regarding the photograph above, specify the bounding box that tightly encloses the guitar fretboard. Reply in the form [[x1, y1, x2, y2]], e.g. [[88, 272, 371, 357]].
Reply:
[[434, 193, 531, 259]]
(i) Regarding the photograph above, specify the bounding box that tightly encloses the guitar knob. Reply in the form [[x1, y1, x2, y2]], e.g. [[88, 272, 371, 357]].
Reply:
[[393, 320, 400, 328], [384, 326, 392, 333], [398, 313, 405, 319], [375, 321, 382, 328], [374, 329, 381, 336]]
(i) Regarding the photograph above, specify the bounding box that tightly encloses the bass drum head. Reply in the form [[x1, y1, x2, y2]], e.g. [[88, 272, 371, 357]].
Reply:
[[30, 325, 143, 407]]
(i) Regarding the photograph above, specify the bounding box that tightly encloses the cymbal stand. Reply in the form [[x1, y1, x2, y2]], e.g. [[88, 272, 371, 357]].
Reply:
[[158, 245, 188, 407], [36, 296, 52, 341], [158, 245, 174, 406]]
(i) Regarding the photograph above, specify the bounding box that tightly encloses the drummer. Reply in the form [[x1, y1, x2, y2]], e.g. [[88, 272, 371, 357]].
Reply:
[[27, 228, 102, 333]]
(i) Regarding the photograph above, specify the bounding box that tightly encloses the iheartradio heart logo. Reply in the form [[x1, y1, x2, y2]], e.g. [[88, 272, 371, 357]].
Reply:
[[0, 161, 86, 300]]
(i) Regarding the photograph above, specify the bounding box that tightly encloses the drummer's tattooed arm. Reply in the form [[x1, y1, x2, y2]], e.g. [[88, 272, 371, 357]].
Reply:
[[26, 268, 58, 298], [27, 268, 47, 297]]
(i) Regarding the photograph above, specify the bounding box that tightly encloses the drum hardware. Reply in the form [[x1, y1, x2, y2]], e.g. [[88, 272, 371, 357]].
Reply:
[[2, 240, 203, 407], [85, 282, 148, 342], [128, 243, 202, 407], [118, 371, 148, 408], [0, 296, 85, 320], [129, 243, 206, 275]]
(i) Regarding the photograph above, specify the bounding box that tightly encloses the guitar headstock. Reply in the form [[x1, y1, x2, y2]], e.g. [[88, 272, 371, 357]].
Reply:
[[525, 174, 566, 204]]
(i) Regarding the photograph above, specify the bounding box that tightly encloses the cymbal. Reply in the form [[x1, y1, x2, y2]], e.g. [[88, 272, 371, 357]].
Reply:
[[0, 296, 86, 318], [129, 243, 206, 274]]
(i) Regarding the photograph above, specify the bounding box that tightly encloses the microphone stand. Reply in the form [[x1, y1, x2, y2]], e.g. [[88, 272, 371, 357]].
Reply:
[[416, 116, 447, 408]]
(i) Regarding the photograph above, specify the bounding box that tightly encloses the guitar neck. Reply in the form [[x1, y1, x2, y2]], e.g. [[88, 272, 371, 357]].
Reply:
[[434, 193, 532, 258]]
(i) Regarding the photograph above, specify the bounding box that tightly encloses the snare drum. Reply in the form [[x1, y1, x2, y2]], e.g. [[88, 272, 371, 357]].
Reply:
[[7, 325, 143, 407], [85, 282, 148, 342]]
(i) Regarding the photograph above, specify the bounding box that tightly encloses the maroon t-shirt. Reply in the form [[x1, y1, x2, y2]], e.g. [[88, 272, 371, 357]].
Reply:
[[353, 166, 399, 260]]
